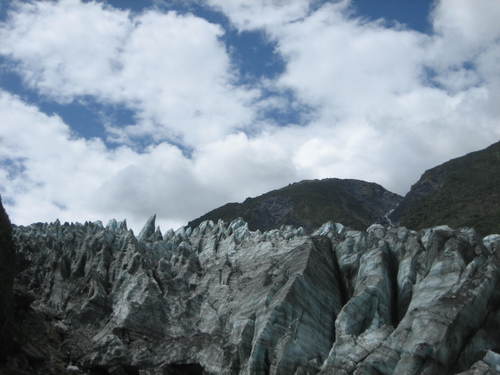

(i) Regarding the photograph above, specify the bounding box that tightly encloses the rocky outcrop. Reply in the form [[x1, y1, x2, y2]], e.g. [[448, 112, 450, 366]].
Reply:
[[390, 140, 500, 236], [8, 216, 500, 374], [189, 178, 402, 233], [0, 196, 16, 362]]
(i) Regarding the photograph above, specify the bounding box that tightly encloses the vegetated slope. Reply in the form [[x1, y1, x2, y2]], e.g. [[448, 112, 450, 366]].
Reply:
[[390, 140, 500, 235], [189, 178, 403, 233]]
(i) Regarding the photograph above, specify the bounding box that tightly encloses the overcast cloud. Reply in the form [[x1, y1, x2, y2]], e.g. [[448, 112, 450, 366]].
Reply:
[[0, 0, 499, 232]]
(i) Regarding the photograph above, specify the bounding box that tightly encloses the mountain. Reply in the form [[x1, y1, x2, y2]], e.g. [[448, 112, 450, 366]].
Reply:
[[390, 141, 500, 235], [189, 178, 403, 233], [3, 216, 500, 374]]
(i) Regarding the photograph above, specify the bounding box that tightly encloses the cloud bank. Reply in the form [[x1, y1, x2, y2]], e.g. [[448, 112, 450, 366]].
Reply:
[[1, 0, 499, 232]]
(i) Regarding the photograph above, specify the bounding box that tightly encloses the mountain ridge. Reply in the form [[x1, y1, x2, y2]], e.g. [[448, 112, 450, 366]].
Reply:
[[188, 178, 403, 233], [390, 140, 500, 235]]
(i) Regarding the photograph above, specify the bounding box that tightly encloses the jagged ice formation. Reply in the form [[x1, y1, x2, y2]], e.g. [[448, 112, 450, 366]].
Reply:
[[10, 216, 500, 375]]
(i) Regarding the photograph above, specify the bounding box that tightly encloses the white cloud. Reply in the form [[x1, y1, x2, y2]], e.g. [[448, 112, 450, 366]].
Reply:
[[0, 0, 258, 146], [205, 0, 313, 30], [0, 90, 151, 230], [0, 91, 299, 231], [193, 132, 299, 198], [430, 0, 500, 64], [0, 0, 130, 100], [1, 0, 500, 231], [206, 0, 500, 193], [275, 4, 428, 118]]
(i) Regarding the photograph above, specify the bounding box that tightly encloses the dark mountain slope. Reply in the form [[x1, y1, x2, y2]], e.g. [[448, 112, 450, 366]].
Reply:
[[390, 140, 500, 235], [188, 178, 402, 232], [0, 196, 16, 361]]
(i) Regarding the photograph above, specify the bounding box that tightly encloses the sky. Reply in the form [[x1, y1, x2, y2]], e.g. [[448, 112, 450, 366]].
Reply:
[[0, 0, 499, 233]]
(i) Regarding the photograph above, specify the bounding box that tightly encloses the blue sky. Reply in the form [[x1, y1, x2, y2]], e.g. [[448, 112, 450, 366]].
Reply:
[[0, 0, 499, 232]]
